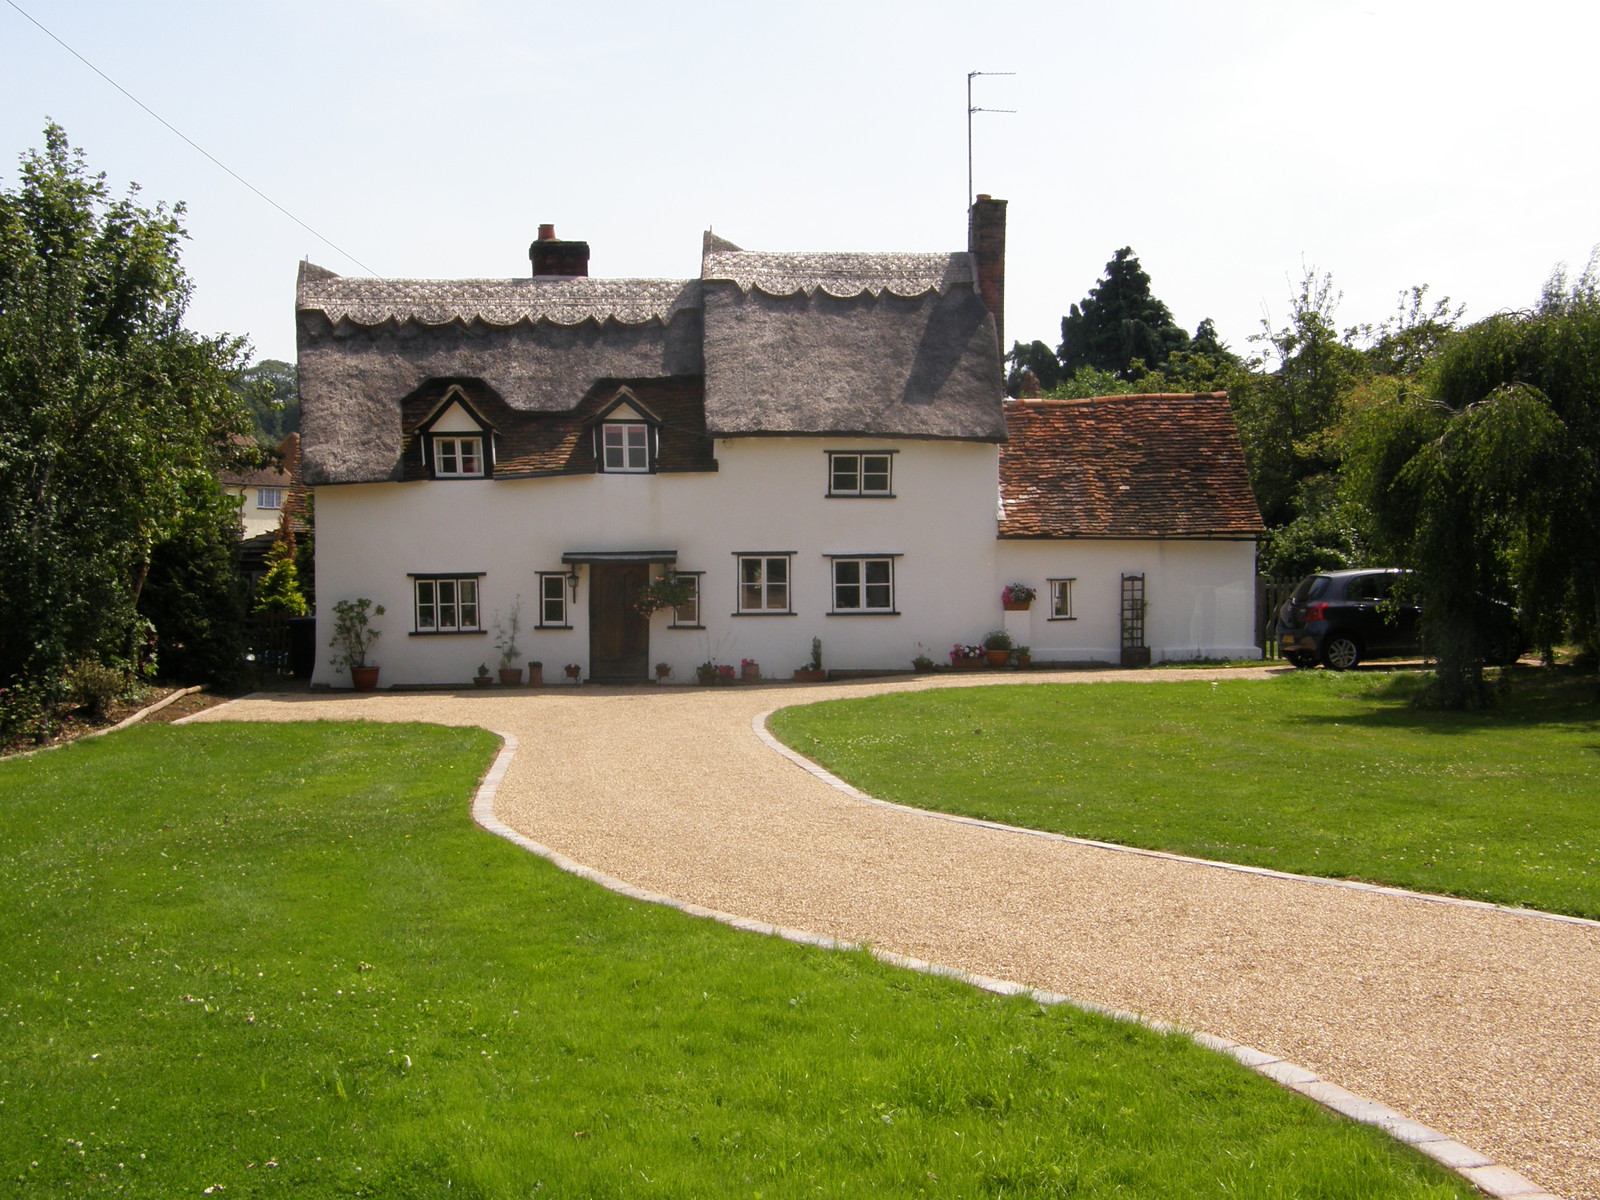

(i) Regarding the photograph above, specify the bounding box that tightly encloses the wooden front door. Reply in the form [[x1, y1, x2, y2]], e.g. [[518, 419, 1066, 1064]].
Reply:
[[589, 562, 650, 682]]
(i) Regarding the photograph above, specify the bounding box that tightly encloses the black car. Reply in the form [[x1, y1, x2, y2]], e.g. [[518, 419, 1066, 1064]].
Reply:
[[1276, 569, 1522, 670], [1276, 569, 1420, 669]]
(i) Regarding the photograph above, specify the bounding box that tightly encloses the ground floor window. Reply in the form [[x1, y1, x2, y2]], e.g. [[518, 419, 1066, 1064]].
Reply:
[[413, 574, 483, 632], [1049, 577, 1075, 620], [830, 556, 896, 613], [736, 554, 792, 614], [670, 572, 703, 628], [538, 572, 569, 627]]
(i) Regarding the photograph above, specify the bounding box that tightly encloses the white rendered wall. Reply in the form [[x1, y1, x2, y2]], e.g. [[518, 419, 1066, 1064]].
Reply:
[[312, 438, 1006, 687], [993, 539, 1262, 663]]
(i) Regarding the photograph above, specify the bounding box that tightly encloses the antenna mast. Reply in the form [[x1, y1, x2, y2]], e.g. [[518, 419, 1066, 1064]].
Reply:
[[967, 71, 1015, 206]]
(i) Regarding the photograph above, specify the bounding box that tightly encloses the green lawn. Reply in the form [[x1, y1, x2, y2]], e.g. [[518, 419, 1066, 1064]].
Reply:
[[0, 722, 1473, 1198], [769, 669, 1600, 919]]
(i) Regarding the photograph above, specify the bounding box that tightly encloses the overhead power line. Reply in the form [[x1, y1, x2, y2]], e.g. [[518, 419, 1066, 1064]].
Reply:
[[4, 0, 379, 276]]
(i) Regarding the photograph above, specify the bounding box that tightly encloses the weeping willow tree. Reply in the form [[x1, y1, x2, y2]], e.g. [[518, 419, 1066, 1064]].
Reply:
[[1347, 263, 1600, 707]]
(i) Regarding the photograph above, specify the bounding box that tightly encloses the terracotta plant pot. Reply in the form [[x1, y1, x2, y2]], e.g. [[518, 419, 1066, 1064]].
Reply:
[[527, 664, 543, 687], [473, 674, 493, 688], [498, 667, 523, 686], [950, 657, 983, 671], [351, 665, 380, 691], [985, 649, 1010, 667], [1016, 655, 1032, 669], [912, 661, 935, 673], [564, 666, 581, 682], [792, 669, 826, 683], [1002, 599, 1031, 611], [740, 663, 760, 682]]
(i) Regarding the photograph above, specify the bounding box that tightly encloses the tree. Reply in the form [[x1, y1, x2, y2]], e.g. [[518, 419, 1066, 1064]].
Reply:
[[1057, 248, 1190, 380], [1005, 340, 1063, 397], [1347, 263, 1600, 706], [238, 358, 299, 443], [138, 484, 250, 686], [0, 124, 253, 711], [254, 535, 309, 618]]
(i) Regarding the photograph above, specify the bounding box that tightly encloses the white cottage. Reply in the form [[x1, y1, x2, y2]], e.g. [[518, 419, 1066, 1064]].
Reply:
[[297, 199, 1263, 687]]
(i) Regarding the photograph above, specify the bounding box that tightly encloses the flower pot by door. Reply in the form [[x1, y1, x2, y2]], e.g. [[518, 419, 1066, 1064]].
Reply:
[[499, 667, 523, 686], [792, 669, 825, 682], [985, 649, 1010, 667], [740, 663, 760, 683], [951, 657, 983, 671], [351, 666, 380, 691]]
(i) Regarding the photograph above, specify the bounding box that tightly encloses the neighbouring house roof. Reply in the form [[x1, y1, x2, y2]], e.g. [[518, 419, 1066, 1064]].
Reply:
[[296, 226, 1006, 485], [999, 394, 1264, 539]]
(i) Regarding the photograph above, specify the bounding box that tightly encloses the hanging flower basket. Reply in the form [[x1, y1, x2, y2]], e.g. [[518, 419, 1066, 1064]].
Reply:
[[1001, 583, 1035, 611]]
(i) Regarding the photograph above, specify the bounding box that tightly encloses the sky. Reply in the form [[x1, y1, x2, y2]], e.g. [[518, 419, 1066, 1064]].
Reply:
[[3, 0, 1596, 366]]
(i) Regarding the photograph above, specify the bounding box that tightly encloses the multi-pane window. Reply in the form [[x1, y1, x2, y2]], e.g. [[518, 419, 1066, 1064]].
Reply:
[[601, 423, 650, 472], [831, 558, 894, 612], [414, 576, 481, 632], [434, 436, 484, 477], [257, 487, 283, 509], [1049, 578, 1075, 620], [827, 452, 893, 496], [539, 573, 568, 627], [737, 555, 791, 613], [670, 573, 702, 628]]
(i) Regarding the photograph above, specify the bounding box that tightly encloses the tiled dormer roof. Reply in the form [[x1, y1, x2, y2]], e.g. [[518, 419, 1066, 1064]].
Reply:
[[999, 394, 1264, 539], [297, 267, 698, 328]]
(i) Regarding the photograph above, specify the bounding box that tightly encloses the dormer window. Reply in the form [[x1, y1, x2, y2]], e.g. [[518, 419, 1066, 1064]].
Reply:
[[601, 422, 650, 472], [589, 388, 661, 474], [414, 385, 496, 480]]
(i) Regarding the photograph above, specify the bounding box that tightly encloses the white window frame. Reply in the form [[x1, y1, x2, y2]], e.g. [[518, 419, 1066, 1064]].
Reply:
[[1049, 578, 1076, 620], [736, 554, 792, 614], [256, 486, 283, 510], [601, 422, 651, 473], [669, 572, 703, 628], [412, 575, 483, 633], [829, 556, 896, 613], [827, 451, 894, 497], [538, 572, 569, 628], [433, 435, 485, 478]]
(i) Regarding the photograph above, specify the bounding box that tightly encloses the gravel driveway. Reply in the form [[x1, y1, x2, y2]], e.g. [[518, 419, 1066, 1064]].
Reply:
[[188, 668, 1598, 1199]]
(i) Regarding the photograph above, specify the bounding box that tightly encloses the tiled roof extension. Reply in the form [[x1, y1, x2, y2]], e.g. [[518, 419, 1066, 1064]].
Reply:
[[999, 394, 1264, 539]]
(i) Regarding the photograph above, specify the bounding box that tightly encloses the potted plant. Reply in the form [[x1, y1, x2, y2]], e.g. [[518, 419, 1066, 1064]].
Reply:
[[329, 597, 386, 690], [473, 662, 493, 688], [1014, 645, 1032, 669], [793, 637, 825, 682], [982, 628, 1014, 666], [1002, 582, 1035, 611], [740, 657, 760, 682], [527, 660, 544, 687], [564, 662, 582, 683], [634, 571, 695, 618], [493, 596, 524, 685], [655, 661, 672, 682], [911, 653, 935, 673], [949, 643, 985, 671]]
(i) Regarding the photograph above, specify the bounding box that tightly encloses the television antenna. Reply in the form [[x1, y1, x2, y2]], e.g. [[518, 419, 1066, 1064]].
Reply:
[[967, 71, 1015, 206]]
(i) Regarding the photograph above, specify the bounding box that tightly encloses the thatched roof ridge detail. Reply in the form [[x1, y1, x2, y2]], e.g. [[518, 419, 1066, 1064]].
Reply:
[[297, 270, 698, 328], [702, 248, 972, 300]]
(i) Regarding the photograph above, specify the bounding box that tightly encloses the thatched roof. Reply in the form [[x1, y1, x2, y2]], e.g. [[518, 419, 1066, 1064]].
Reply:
[[999, 394, 1264, 539], [297, 228, 1005, 485]]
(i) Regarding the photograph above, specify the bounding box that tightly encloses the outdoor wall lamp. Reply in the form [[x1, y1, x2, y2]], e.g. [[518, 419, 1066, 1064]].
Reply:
[[567, 566, 580, 600]]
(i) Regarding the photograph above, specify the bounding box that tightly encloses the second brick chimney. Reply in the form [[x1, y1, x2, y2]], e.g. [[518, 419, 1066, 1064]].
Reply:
[[529, 224, 590, 278], [967, 195, 1007, 356]]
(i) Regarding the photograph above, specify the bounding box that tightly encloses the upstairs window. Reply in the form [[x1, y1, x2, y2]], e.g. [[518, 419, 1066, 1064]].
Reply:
[[601, 422, 651, 473], [434, 436, 484, 478], [257, 487, 283, 509], [827, 451, 894, 497], [414, 385, 496, 480]]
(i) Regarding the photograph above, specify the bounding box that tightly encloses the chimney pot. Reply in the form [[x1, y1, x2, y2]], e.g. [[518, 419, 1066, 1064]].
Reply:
[[529, 225, 591, 278], [538, 223, 556, 241]]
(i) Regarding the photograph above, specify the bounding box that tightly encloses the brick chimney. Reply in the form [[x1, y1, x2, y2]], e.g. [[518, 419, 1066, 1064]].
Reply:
[[967, 194, 1007, 356], [529, 224, 590, 278]]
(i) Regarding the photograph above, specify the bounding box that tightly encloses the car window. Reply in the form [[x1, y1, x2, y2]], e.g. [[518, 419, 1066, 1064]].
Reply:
[[1291, 575, 1331, 602], [1347, 574, 1391, 601]]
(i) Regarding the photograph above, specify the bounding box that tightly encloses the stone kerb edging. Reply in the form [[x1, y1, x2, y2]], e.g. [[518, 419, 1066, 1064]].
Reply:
[[748, 709, 1564, 1199]]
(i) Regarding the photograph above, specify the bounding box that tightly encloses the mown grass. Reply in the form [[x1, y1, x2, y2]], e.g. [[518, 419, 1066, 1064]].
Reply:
[[0, 721, 1475, 1197], [769, 668, 1600, 919]]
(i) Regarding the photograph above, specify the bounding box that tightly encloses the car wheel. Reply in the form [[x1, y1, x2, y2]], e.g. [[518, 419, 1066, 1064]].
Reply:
[[1322, 635, 1361, 671], [1287, 652, 1318, 669]]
